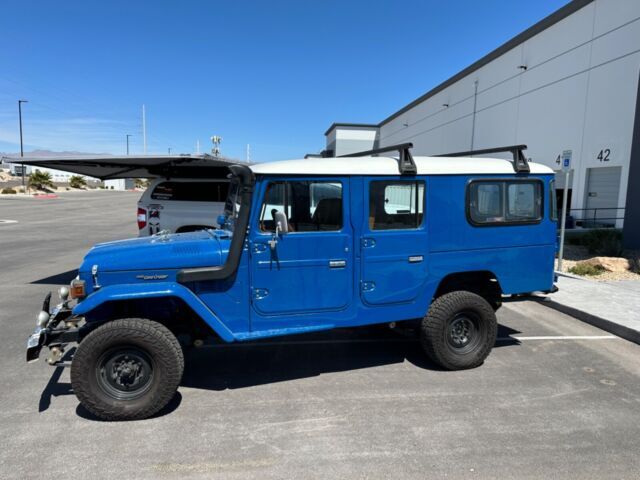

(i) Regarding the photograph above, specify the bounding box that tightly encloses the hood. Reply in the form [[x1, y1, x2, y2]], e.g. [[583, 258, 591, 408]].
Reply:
[[79, 230, 230, 273]]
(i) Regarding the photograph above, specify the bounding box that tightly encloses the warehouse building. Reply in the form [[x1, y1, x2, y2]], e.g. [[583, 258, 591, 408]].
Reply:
[[324, 0, 640, 248]]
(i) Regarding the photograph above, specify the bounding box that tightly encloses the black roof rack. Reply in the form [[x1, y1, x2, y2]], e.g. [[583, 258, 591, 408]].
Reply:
[[339, 142, 417, 175], [435, 144, 530, 173]]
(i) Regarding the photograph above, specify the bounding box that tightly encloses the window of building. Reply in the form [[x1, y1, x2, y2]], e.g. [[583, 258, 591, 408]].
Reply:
[[259, 181, 343, 232], [468, 180, 542, 225], [369, 180, 425, 230], [150, 181, 230, 202]]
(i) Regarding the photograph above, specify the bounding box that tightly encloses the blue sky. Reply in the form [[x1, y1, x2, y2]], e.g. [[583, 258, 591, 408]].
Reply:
[[0, 0, 568, 161]]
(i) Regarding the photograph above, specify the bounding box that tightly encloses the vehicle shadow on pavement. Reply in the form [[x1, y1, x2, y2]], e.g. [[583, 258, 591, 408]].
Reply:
[[37, 324, 521, 419], [181, 324, 522, 392]]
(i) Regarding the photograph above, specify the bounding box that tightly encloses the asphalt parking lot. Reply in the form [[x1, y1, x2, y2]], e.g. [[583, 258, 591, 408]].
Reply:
[[1, 191, 639, 480]]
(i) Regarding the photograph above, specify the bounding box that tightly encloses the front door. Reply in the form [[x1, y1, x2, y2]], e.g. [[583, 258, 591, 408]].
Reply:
[[361, 178, 428, 306], [249, 178, 354, 329]]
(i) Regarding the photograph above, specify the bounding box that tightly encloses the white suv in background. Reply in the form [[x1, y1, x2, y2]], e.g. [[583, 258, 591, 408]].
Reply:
[[137, 178, 229, 236]]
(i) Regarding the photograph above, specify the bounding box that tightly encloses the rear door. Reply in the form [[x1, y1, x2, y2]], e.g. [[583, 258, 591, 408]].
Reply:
[[360, 177, 428, 306]]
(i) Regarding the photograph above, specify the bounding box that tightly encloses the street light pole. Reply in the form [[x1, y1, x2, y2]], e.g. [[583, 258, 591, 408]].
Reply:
[[126, 134, 132, 155], [18, 99, 28, 187]]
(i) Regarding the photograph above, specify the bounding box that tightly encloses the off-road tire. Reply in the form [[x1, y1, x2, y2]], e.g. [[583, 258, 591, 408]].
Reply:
[[71, 318, 184, 421], [420, 291, 497, 370]]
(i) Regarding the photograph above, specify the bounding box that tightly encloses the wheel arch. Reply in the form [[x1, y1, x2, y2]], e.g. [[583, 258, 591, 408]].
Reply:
[[72, 283, 235, 342], [432, 270, 503, 305]]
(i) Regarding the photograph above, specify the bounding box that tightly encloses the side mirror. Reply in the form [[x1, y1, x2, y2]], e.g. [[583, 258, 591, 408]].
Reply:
[[216, 214, 226, 229], [269, 210, 288, 250], [273, 210, 288, 235]]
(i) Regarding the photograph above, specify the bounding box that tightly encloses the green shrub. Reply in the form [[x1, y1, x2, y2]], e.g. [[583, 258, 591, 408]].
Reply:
[[569, 263, 605, 276], [581, 229, 623, 256], [69, 175, 87, 189], [28, 170, 55, 190], [1, 187, 17, 194]]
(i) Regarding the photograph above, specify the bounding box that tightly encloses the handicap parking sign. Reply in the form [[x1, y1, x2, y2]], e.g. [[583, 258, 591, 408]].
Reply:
[[561, 150, 571, 171]]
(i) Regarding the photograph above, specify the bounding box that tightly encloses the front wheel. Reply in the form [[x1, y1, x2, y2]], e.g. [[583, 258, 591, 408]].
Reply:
[[420, 291, 497, 370], [70, 318, 184, 421]]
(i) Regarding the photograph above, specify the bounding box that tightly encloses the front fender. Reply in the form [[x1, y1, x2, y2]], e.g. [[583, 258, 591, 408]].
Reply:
[[72, 282, 236, 342]]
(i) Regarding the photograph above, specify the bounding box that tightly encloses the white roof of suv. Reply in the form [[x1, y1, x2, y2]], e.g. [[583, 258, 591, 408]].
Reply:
[[250, 156, 554, 176]]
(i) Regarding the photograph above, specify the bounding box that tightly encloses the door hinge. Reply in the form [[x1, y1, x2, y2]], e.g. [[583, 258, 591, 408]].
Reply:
[[253, 288, 269, 300], [361, 238, 376, 248], [361, 281, 376, 292]]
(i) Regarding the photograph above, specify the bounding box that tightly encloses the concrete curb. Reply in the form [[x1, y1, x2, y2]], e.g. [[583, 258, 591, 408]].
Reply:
[[535, 296, 640, 345]]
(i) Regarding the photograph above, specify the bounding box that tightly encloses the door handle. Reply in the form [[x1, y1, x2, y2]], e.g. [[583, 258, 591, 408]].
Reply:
[[329, 260, 346, 268], [408, 255, 423, 263]]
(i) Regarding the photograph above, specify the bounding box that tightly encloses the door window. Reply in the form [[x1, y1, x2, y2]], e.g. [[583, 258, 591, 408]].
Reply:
[[369, 180, 425, 230], [259, 181, 343, 232]]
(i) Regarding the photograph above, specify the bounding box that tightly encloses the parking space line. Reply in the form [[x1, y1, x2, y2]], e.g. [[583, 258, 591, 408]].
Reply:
[[504, 335, 617, 341], [0, 219, 18, 224]]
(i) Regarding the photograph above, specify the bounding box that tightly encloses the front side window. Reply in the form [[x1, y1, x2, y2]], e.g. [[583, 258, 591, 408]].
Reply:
[[468, 180, 542, 225], [369, 180, 425, 230], [151, 181, 229, 202], [259, 180, 343, 232]]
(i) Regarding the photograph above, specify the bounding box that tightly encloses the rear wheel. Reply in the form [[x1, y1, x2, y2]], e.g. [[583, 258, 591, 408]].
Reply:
[[420, 291, 497, 370], [71, 318, 183, 421]]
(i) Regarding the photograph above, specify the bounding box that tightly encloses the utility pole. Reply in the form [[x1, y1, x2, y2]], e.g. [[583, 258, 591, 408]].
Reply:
[[18, 99, 28, 187], [246, 144, 251, 162], [142, 105, 147, 154], [196, 140, 200, 154], [126, 134, 132, 155], [168, 147, 172, 155]]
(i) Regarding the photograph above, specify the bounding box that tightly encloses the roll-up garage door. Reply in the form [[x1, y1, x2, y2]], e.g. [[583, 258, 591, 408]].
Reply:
[[584, 166, 622, 227]]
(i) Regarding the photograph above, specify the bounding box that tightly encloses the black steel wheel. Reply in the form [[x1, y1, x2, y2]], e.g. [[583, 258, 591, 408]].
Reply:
[[420, 291, 497, 370], [71, 318, 183, 421], [96, 347, 155, 400]]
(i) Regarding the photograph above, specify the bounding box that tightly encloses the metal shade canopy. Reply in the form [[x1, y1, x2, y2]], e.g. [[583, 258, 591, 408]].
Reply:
[[1, 154, 245, 180]]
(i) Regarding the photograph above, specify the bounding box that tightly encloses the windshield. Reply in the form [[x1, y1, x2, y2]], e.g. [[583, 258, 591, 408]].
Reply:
[[222, 177, 241, 231]]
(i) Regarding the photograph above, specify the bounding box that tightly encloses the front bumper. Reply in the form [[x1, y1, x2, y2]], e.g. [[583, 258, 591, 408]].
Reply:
[[26, 294, 79, 363]]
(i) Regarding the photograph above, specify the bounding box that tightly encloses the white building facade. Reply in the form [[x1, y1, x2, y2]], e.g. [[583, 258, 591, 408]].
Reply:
[[324, 0, 640, 247]]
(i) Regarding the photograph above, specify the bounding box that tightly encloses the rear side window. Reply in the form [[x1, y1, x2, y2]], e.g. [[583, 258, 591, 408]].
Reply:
[[468, 180, 542, 225], [150, 182, 229, 202], [369, 180, 425, 230]]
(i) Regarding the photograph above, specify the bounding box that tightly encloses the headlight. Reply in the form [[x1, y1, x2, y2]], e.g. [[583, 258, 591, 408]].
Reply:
[[70, 279, 86, 299], [58, 286, 70, 301]]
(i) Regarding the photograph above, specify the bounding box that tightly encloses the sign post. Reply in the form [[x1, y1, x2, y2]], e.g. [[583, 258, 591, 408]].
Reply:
[[557, 150, 571, 271]]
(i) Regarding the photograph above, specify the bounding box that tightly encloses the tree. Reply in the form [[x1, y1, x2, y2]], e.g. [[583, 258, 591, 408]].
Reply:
[[69, 175, 87, 189], [28, 170, 55, 191], [134, 178, 149, 189]]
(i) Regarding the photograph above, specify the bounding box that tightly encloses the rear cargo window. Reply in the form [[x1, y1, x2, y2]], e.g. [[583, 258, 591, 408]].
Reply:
[[467, 180, 542, 225], [150, 182, 229, 202]]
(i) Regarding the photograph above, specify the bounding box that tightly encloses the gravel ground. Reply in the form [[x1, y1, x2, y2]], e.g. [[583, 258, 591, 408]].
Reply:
[[556, 244, 640, 282]]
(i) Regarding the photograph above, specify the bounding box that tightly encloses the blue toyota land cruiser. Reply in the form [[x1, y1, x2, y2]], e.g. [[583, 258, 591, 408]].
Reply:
[[27, 144, 557, 420]]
